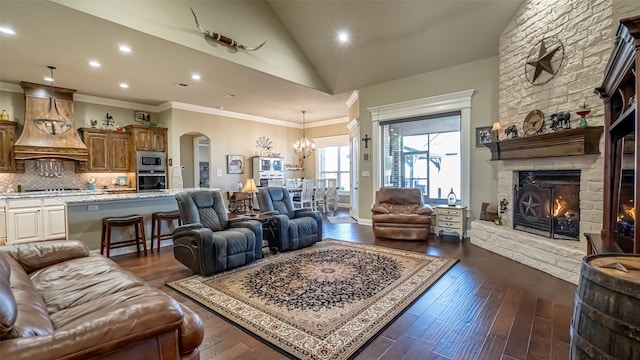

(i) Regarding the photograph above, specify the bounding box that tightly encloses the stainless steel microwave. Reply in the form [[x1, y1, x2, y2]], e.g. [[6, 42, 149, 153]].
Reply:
[[136, 151, 165, 172]]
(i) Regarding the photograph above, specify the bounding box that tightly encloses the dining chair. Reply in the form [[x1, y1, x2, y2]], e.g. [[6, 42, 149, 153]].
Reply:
[[268, 178, 285, 187], [285, 178, 296, 188], [314, 179, 327, 212], [293, 179, 314, 209], [325, 178, 338, 211]]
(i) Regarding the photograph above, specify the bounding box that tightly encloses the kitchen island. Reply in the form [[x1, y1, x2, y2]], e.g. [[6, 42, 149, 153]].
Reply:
[[1, 188, 219, 255], [62, 188, 220, 255]]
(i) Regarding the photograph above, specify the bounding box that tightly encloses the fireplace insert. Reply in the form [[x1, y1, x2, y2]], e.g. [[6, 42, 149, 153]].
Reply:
[[513, 170, 580, 240]]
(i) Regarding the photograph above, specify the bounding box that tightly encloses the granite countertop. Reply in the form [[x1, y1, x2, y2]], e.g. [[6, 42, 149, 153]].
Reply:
[[0, 188, 220, 203]]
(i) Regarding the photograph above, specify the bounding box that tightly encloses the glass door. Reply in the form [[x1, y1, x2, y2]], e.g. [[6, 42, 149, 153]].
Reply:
[[402, 151, 428, 199]]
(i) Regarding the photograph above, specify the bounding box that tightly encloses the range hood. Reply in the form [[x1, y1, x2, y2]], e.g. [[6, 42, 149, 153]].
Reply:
[[14, 81, 88, 163]]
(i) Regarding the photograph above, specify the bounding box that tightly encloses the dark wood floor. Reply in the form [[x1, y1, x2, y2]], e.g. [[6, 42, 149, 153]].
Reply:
[[113, 210, 576, 360]]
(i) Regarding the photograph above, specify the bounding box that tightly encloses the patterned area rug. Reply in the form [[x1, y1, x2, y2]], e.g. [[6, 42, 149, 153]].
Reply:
[[327, 216, 357, 224], [167, 239, 457, 360]]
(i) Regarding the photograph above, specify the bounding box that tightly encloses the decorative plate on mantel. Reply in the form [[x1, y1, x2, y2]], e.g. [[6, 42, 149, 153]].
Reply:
[[523, 110, 545, 136]]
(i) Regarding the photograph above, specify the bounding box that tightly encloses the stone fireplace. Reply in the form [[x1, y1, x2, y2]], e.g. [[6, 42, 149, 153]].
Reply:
[[470, 154, 599, 285], [513, 170, 580, 240], [466, 0, 640, 285]]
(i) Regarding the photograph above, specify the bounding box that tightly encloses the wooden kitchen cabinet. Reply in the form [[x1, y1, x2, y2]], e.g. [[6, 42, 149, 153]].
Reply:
[[125, 125, 167, 152], [110, 132, 131, 171], [79, 128, 131, 172], [0, 121, 17, 172]]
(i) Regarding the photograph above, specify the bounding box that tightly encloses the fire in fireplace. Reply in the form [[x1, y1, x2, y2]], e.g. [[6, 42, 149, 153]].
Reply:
[[616, 170, 635, 240], [513, 170, 580, 240]]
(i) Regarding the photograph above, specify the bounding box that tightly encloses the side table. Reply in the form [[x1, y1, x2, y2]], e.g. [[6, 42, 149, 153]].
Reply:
[[240, 213, 280, 256], [255, 214, 280, 256], [435, 206, 467, 240]]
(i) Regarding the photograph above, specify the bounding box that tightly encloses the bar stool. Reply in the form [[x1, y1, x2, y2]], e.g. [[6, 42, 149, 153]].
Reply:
[[101, 215, 147, 257], [151, 210, 182, 252]]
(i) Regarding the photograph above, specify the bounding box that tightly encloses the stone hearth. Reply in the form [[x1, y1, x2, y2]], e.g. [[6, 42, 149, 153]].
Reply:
[[470, 221, 585, 284]]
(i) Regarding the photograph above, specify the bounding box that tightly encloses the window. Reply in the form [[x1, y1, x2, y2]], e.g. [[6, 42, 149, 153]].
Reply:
[[381, 113, 461, 205], [318, 145, 350, 190]]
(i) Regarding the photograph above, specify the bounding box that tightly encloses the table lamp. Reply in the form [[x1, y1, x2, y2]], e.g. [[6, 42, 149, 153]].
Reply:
[[491, 122, 503, 142], [242, 178, 258, 215]]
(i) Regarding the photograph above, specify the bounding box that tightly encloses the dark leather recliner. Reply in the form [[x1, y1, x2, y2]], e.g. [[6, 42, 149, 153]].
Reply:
[[257, 187, 322, 251], [173, 190, 263, 275], [371, 187, 433, 241]]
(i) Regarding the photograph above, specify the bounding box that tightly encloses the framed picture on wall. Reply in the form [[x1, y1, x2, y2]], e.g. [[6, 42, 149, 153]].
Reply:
[[227, 155, 244, 174], [476, 126, 492, 147], [134, 111, 151, 123]]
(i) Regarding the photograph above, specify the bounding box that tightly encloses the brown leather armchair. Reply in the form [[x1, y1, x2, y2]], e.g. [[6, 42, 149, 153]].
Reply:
[[0, 240, 204, 360], [371, 187, 433, 240]]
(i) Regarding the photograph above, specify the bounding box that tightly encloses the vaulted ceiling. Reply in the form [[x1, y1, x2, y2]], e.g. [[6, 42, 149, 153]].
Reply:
[[0, 0, 524, 125]]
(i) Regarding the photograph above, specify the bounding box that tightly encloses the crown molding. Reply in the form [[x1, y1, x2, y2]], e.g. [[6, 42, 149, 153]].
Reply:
[[0, 82, 22, 93], [346, 90, 359, 108], [74, 93, 158, 112], [367, 89, 475, 122], [306, 116, 349, 128], [346, 118, 359, 131], [167, 101, 298, 128]]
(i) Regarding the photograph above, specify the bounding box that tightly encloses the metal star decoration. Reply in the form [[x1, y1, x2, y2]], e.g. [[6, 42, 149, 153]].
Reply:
[[525, 37, 564, 85], [521, 195, 540, 217], [599, 261, 640, 273]]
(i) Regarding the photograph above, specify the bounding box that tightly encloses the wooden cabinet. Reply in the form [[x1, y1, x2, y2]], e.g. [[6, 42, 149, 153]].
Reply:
[[110, 132, 131, 171], [5, 198, 66, 244], [0, 121, 17, 172], [592, 15, 640, 254], [79, 128, 131, 172], [125, 125, 167, 152], [435, 206, 467, 240]]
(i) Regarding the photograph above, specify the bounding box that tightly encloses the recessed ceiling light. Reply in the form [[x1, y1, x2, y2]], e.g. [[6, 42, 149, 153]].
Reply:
[[224, 94, 237, 98], [338, 32, 349, 43], [89, 60, 101, 68], [0, 27, 16, 35], [119, 45, 131, 53], [119, 83, 129, 88], [44, 76, 54, 82], [191, 73, 201, 80]]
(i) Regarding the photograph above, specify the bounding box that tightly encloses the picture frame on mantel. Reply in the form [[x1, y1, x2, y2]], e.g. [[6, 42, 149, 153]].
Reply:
[[476, 126, 492, 147], [227, 155, 244, 174]]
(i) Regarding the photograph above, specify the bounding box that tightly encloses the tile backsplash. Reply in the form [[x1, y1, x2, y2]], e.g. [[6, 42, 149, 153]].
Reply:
[[0, 160, 133, 192]]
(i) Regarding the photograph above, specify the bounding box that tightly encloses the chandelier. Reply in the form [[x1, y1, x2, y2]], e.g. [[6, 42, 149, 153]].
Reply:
[[293, 110, 315, 159], [34, 66, 74, 135]]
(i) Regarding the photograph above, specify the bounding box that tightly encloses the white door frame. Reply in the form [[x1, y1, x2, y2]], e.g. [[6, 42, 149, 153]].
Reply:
[[193, 136, 210, 188], [347, 119, 359, 220]]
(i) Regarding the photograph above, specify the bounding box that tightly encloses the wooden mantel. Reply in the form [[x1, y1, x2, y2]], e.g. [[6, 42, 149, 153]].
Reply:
[[484, 126, 604, 160]]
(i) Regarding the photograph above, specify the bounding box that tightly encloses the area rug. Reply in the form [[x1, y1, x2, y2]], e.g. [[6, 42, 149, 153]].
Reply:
[[167, 239, 457, 360], [327, 216, 357, 224]]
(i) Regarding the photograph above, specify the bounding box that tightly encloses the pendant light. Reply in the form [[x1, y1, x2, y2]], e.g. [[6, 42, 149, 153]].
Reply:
[[293, 110, 315, 159], [34, 66, 74, 135]]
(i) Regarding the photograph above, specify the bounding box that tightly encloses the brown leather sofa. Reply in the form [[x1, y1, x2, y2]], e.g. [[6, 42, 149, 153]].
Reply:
[[371, 187, 434, 240], [0, 240, 204, 360]]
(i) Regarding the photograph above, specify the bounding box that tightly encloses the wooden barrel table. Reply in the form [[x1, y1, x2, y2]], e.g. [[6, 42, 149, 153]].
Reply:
[[570, 254, 640, 359]]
